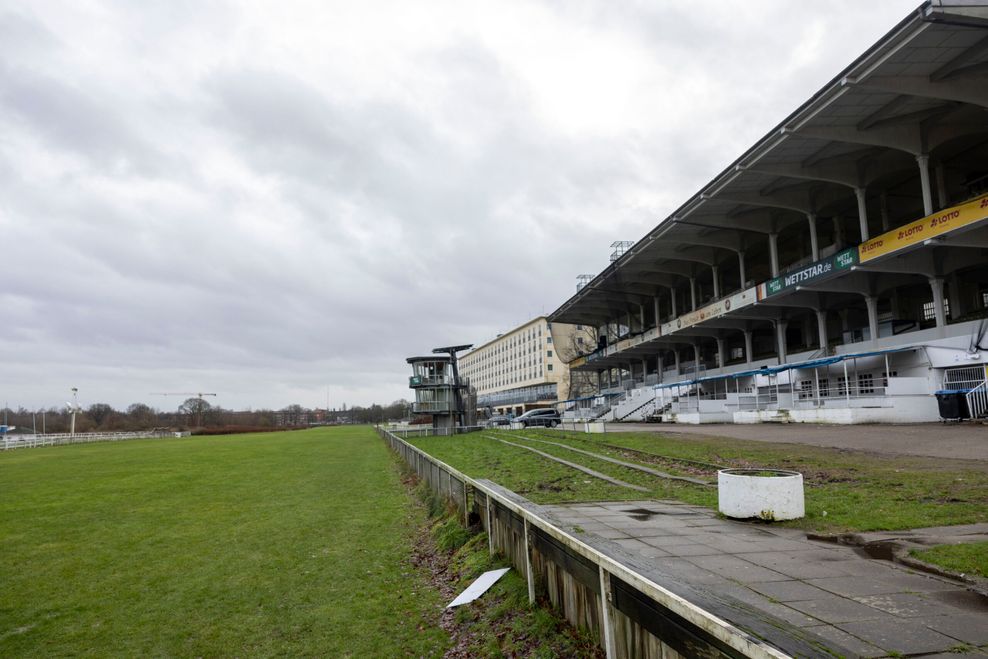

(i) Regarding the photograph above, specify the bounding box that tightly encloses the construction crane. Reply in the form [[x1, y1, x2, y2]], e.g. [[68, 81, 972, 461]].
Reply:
[[151, 392, 218, 428]]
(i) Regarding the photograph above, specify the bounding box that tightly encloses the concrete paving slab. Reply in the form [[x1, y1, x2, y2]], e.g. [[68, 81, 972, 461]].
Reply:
[[853, 593, 951, 618], [839, 618, 959, 655], [686, 555, 792, 582], [749, 580, 836, 603], [801, 625, 886, 658], [545, 500, 986, 657], [924, 612, 988, 645], [784, 594, 895, 624]]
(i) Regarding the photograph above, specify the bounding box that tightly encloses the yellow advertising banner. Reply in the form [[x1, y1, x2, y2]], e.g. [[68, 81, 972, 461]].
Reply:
[[858, 194, 988, 262]]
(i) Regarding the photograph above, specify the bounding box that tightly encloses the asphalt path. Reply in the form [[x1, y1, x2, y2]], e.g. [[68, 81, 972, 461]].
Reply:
[[610, 422, 988, 462]]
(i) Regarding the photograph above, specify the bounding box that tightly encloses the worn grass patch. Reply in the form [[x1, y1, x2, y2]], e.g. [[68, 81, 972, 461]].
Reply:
[[910, 542, 988, 578], [0, 426, 449, 657]]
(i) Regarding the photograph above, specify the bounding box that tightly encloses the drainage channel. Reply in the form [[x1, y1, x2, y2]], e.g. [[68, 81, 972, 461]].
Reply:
[[507, 433, 714, 487], [481, 434, 649, 492]]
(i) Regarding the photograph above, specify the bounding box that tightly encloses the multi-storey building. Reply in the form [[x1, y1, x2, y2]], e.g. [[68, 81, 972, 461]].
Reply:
[[459, 317, 581, 416]]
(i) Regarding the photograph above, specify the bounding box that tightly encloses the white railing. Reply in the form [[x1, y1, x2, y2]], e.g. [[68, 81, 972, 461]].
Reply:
[[2, 430, 175, 451], [967, 381, 988, 419]]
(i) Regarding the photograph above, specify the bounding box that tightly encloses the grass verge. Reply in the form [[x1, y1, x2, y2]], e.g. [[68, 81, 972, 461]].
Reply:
[[910, 542, 988, 579], [408, 468, 602, 658], [0, 426, 448, 657]]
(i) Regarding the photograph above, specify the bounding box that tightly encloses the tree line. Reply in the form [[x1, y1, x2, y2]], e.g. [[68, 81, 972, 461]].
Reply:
[[0, 398, 413, 433]]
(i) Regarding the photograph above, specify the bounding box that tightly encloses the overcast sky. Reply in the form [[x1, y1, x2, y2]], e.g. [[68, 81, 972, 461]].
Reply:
[[1, 0, 919, 412]]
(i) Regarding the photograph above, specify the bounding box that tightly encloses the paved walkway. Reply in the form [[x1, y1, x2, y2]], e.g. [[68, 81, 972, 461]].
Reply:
[[547, 500, 988, 657], [611, 422, 988, 462]]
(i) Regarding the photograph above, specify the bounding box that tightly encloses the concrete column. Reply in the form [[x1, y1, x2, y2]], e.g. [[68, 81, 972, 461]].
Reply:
[[692, 343, 701, 374], [855, 187, 869, 242], [674, 349, 681, 376], [737, 250, 747, 287], [768, 232, 780, 278], [917, 154, 933, 216], [776, 319, 788, 363], [715, 337, 726, 370], [657, 353, 664, 381], [689, 277, 698, 311], [638, 304, 645, 332], [864, 295, 879, 343], [743, 329, 754, 365], [641, 359, 648, 378], [712, 264, 721, 299], [625, 312, 633, 336], [816, 309, 828, 353], [880, 192, 890, 232], [948, 273, 963, 320], [929, 277, 946, 328], [670, 287, 678, 318], [807, 213, 819, 261], [652, 296, 660, 329], [935, 161, 948, 210]]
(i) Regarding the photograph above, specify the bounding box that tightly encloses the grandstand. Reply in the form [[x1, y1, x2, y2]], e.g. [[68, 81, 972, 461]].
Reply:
[[550, 1, 988, 424]]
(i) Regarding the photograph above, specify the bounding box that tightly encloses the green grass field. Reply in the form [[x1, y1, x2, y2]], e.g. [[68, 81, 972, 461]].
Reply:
[[0, 427, 448, 657]]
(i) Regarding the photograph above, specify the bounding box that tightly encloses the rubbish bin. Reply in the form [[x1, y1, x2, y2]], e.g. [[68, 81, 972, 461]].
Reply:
[[935, 389, 971, 420]]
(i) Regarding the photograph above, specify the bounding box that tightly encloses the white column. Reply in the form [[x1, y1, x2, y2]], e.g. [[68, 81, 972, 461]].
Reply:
[[816, 309, 828, 352], [674, 349, 681, 375], [929, 277, 946, 329], [855, 187, 870, 242], [807, 213, 819, 261], [864, 295, 879, 343], [670, 287, 678, 317], [638, 304, 645, 332], [652, 296, 660, 328], [743, 329, 754, 365], [693, 343, 701, 374], [716, 337, 726, 370], [776, 319, 788, 363], [712, 264, 721, 299], [935, 161, 948, 210], [737, 250, 747, 287], [689, 277, 697, 310], [768, 232, 780, 278], [917, 154, 933, 216]]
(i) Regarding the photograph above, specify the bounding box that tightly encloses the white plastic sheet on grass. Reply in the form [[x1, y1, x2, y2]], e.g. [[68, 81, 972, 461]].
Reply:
[[446, 568, 510, 608]]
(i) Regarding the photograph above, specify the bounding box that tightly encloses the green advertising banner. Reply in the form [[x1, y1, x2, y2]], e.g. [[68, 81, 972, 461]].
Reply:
[[762, 247, 858, 298]]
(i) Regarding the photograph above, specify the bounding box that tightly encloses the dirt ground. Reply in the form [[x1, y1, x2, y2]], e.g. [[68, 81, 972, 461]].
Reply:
[[610, 422, 988, 462]]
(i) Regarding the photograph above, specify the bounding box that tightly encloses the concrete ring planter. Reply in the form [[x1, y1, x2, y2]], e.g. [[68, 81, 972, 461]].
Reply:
[[717, 469, 805, 521]]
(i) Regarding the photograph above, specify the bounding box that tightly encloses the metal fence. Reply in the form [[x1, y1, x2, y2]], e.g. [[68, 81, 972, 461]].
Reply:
[[2, 430, 178, 451], [377, 426, 821, 659]]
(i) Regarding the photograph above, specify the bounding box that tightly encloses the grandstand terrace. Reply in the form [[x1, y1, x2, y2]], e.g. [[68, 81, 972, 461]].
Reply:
[[550, 1, 988, 424]]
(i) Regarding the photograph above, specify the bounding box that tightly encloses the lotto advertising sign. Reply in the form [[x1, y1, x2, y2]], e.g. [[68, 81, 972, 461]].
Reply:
[[858, 194, 988, 262], [760, 247, 858, 299]]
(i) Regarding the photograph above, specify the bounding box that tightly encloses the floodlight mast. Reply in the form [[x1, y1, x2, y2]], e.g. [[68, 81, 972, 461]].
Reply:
[[150, 392, 218, 428], [66, 387, 81, 436]]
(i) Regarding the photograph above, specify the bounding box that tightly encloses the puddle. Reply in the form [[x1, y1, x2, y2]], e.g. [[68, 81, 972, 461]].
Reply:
[[852, 540, 897, 561], [622, 507, 702, 521]]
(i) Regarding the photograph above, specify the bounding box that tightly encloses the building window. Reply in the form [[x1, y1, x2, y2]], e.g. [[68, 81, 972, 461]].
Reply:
[[858, 373, 874, 395], [547, 350, 552, 358], [730, 347, 743, 360], [798, 380, 813, 400], [547, 364, 553, 371], [547, 337, 552, 344], [922, 299, 949, 321], [882, 370, 897, 388]]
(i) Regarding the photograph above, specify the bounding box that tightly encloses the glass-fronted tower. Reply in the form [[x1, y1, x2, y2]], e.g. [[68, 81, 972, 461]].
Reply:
[[407, 344, 472, 431]]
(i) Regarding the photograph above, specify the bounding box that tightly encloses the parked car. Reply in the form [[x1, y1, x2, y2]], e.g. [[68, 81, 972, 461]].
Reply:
[[486, 415, 512, 428], [515, 408, 561, 428]]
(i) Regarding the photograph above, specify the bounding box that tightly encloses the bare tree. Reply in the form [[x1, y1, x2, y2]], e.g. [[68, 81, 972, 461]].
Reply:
[[87, 403, 115, 428], [178, 397, 212, 428]]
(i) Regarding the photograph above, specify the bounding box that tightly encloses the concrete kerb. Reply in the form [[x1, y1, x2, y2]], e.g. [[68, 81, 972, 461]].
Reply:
[[378, 427, 802, 659]]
